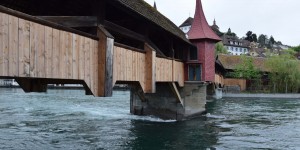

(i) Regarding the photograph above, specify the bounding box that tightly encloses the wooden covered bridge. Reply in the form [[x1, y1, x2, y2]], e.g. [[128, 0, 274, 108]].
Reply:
[[0, 0, 220, 120]]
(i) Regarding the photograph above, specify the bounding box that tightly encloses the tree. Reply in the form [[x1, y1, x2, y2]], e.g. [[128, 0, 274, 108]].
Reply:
[[258, 34, 266, 47], [226, 28, 236, 37], [245, 31, 257, 42], [233, 55, 261, 80], [292, 45, 300, 52], [245, 31, 253, 42], [276, 41, 283, 45], [266, 51, 300, 93], [212, 27, 224, 37], [269, 36, 275, 45], [215, 42, 228, 56], [252, 34, 258, 42]]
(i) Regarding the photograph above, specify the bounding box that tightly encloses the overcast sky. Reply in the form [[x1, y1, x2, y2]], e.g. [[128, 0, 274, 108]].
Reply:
[[144, 0, 300, 46]]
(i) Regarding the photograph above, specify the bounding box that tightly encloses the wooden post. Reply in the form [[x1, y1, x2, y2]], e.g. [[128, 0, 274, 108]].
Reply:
[[97, 26, 114, 97], [144, 43, 156, 93]]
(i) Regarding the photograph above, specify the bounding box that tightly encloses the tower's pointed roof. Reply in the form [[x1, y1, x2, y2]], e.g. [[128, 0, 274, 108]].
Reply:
[[188, 0, 221, 41]]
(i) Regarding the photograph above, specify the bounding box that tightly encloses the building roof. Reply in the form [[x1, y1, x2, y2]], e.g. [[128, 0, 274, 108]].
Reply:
[[116, 0, 190, 43], [218, 54, 268, 72], [187, 0, 221, 41], [250, 48, 267, 57], [179, 17, 194, 27], [222, 34, 250, 48], [211, 19, 219, 30]]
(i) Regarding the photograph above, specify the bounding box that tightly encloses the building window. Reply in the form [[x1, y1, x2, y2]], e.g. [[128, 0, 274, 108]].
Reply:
[[188, 65, 201, 81]]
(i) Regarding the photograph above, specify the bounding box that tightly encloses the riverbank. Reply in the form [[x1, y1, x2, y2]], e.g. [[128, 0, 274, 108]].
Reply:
[[223, 93, 300, 99]]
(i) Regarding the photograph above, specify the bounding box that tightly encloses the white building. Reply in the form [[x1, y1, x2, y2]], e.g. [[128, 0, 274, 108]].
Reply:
[[222, 35, 250, 55], [179, 17, 193, 36]]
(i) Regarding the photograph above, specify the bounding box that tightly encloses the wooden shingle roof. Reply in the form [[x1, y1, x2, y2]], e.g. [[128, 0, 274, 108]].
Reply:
[[0, 0, 190, 44], [218, 54, 268, 72], [116, 0, 190, 43]]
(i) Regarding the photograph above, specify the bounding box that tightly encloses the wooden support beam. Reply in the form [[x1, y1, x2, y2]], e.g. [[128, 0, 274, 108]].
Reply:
[[37, 16, 97, 27], [103, 21, 166, 57], [144, 43, 156, 93], [103, 20, 145, 42], [169, 82, 184, 106], [97, 26, 114, 97]]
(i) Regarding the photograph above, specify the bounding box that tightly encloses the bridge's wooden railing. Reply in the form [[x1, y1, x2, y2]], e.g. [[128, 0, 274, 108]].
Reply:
[[113, 44, 146, 88], [113, 44, 185, 93], [156, 58, 184, 87], [0, 11, 99, 96]]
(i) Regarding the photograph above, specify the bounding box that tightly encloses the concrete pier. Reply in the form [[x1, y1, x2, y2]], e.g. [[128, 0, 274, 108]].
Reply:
[[130, 82, 208, 120]]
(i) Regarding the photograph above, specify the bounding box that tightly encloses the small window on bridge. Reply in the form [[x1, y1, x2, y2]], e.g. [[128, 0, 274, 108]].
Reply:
[[188, 65, 201, 81]]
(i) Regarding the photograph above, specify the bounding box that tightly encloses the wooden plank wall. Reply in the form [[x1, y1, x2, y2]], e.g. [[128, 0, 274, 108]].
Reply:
[[156, 58, 172, 82], [215, 74, 224, 86], [173, 61, 184, 87], [113, 46, 146, 90], [0, 12, 98, 95], [224, 78, 246, 91], [113, 45, 185, 92]]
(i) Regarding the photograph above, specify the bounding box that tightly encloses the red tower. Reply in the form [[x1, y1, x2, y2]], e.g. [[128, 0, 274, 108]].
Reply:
[[187, 0, 221, 82]]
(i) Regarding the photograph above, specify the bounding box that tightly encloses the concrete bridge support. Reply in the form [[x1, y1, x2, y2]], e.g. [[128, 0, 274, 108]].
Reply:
[[130, 82, 207, 120]]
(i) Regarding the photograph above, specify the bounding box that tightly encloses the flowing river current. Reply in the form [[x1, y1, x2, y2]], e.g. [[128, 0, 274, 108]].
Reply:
[[0, 88, 299, 150]]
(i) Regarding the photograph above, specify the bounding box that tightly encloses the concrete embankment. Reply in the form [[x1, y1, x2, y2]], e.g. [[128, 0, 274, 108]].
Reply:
[[223, 93, 300, 99]]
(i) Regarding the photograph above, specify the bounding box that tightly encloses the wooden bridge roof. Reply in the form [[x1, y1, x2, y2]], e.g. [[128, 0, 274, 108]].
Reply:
[[0, 0, 190, 44], [115, 0, 189, 43]]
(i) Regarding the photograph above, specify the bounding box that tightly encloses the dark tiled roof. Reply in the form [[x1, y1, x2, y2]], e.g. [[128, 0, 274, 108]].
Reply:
[[222, 34, 250, 48], [116, 0, 190, 43], [187, 0, 221, 41], [179, 17, 194, 27], [218, 54, 268, 72]]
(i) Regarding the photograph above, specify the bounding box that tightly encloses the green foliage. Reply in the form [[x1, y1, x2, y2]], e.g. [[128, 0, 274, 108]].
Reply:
[[232, 55, 261, 80], [258, 34, 266, 48], [226, 28, 236, 37], [269, 36, 275, 45], [245, 31, 257, 42], [215, 42, 228, 56], [265, 52, 300, 93], [245, 31, 253, 41], [292, 45, 300, 52], [252, 34, 258, 42], [212, 27, 224, 37]]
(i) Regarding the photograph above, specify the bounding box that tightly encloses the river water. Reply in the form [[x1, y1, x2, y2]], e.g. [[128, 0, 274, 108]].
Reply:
[[0, 88, 299, 150]]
